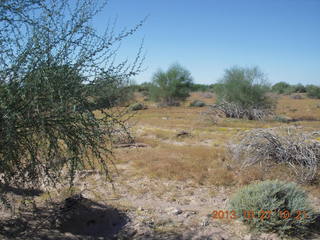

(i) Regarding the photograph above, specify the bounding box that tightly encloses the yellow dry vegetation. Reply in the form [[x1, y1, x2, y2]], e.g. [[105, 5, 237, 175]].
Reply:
[[113, 92, 320, 195]]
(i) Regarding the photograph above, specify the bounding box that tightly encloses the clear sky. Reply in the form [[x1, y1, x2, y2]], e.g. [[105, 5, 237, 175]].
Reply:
[[95, 0, 320, 85]]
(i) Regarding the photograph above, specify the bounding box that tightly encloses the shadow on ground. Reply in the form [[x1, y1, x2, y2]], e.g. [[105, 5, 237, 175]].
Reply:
[[0, 195, 129, 240], [306, 213, 320, 239], [0, 193, 211, 240], [1, 184, 43, 196]]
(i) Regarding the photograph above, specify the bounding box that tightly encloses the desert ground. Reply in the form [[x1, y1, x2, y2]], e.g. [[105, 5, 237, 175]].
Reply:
[[1, 92, 320, 240]]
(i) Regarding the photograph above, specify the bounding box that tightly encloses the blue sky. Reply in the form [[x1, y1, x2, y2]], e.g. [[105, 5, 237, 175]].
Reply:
[[95, 0, 320, 85]]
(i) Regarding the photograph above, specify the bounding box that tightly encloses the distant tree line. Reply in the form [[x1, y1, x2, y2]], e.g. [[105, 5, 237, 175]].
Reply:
[[271, 81, 320, 98], [128, 64, 319, 121], [131, 67, 320, 103]]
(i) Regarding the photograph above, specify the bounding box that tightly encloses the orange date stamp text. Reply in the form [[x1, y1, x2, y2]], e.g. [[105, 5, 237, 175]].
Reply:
[[211, 210, 309, 221]]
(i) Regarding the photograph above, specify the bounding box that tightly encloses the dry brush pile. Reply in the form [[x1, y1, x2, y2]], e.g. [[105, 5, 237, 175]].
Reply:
[[206, 100, 273, 121], [230, 127, 320, 183], [202, 100, 273, 124]]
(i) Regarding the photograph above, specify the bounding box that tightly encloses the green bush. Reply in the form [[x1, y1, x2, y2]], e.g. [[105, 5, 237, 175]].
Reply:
[[293, 83, 306, 93], [130, 102, 146, 111], [0, 0, 143, 195], [190, 100, 206, 107], [213, 66, 274, 120], [306, 85, 320, 99], [230, 180, 316, 236], [149, 63, 193, 106], [272, 82, 307, 94], [272, 82, 294, 94], [216, 66, 273, 108], [135, 82, 153, 97]]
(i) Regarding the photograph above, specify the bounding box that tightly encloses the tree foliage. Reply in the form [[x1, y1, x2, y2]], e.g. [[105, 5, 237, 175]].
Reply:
[[216, 66, 272, 109], [271, 82, 306, 94], [212, 66, 274, 120], [271, 81, 292, 94], [306, 85, 320, 99], [85, 73, 135, 110], [0, 0, 144, 191], [149, 63, 193, 106]]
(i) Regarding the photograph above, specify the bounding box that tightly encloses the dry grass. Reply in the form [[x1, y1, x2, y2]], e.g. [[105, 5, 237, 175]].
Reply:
[[115, 144, 234, 186], [275, 94, 320, 120], [112, 92, 320, 192], [236, 163, 299, 186]]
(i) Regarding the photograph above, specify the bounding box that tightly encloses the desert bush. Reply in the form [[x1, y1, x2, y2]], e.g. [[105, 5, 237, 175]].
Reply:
[[130, 102, 147, 111], [293, 83, 307, 93], [213, 66, 274, 120], [271, 82, 306, 94], [86, 74, 135, 110], [0, 0, 144, 195], [230, 128, 320, 182], [272, 82, 294, 94], [229, 180, 316, 236], [306, 85, 320, 99], [190, 100, 206, 107], [149, 63, 193, 106], [135, 82, 153, 98]]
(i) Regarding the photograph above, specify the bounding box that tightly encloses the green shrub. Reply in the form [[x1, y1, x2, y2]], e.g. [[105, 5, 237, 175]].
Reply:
[[213, 66, 274, 120], [271, 82, 306, 94], [190, 100, 206, 107], [293, 83, 306, 93], [0, 0, 143, 196], [272, 82, 293, 94], [306, 85, 320, 99], [130, 102, 146, 111], [230, 180, 316, 236], [136, 82, 153, 97], [86, 74, 135, 110], [149, 63, 193, 106]]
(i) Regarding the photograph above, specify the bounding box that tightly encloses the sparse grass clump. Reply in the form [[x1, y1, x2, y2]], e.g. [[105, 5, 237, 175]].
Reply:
[[230, 180, 316, 237]]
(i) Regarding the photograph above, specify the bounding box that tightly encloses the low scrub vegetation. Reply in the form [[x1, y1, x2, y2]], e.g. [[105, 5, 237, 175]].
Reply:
[[231, 128, 320, 182], [230, 180, 316, 236]]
